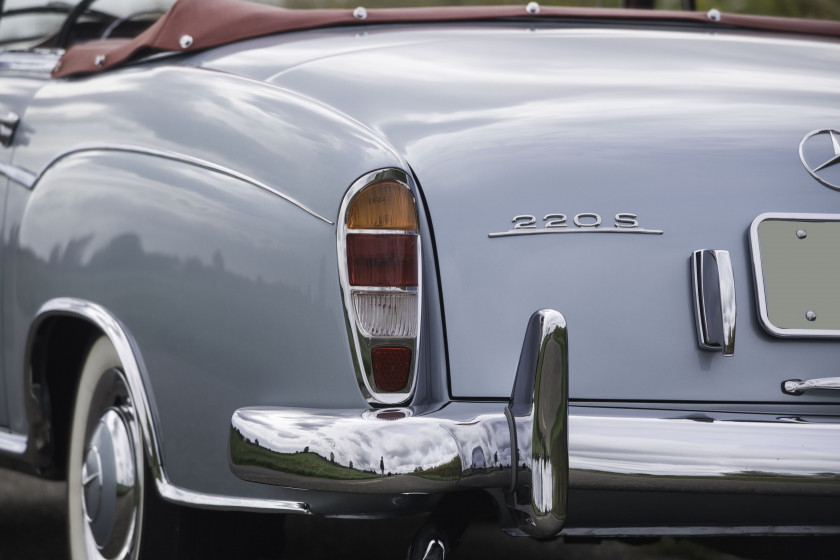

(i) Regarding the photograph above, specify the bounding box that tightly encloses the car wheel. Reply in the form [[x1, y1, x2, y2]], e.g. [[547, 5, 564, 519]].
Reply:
[[66, 335, 285, 560], [67, 336, 144, 560]]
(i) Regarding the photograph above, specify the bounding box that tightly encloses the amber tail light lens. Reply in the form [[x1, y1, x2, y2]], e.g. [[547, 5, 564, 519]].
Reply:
[[347, 182, 418, 230], [347, 234, 418, 287]]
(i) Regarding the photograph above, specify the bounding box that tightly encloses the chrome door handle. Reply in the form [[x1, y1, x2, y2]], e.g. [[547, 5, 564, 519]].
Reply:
[[782, 377, 840, 395], [691, 249, 736, 356]]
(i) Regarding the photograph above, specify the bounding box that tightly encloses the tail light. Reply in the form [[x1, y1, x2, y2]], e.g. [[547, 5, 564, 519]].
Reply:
[[338, 169, 421, 405]]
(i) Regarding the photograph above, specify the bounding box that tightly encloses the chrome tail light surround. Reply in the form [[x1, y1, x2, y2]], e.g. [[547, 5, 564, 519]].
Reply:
[[338, 169, 422, 405]]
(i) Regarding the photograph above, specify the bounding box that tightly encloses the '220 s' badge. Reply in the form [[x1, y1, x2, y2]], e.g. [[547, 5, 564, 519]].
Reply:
[[800, 129, 840, 192], [488, 212, 663, 238]]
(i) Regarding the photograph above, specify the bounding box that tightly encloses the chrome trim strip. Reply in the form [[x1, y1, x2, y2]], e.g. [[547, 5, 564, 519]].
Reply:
[[488, 227, 663, 238], [691, 249, 736, 356], [749, 212, 840, 338], [348, 229, 419, 236], [569, 414, 840, 492], [29, 144, 333, 224], [30, 298, 310, 514], [783, 377, 840, 395], [0, 160, 37, 188], [0, 431, 27, 454], [155, 482, 310, 514], [0, 50, 62, 76], [691, 251, 710, 350], [716, 252, 736, 356], [350, 286, 419, 294]]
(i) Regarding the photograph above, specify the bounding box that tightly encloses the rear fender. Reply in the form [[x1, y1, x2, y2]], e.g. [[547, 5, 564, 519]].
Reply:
[[6, 150, 401, 499]]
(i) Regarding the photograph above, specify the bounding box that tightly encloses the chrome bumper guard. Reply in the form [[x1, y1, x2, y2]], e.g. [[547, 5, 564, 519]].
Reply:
[[231, 309, 569, 538], [230, 309, 840, 538]]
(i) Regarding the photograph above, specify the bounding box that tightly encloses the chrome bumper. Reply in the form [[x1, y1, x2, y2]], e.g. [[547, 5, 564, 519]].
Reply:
[[232, 309, 569, 538], [230, 310, 840, 538]]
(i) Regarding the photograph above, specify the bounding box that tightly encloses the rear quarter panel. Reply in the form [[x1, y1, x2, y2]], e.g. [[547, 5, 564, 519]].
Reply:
[[4, 64, 406, 497]]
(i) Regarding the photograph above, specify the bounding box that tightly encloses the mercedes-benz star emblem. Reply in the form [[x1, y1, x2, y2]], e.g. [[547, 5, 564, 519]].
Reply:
[[799, 129, 840, 192]]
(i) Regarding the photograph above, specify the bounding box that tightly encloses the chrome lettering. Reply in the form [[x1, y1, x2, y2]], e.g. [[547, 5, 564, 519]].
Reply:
[[573, 213, 601, 228], [512, 215, 537, 229], [543, 214, 567, 228], [490, 212, 662, 238], [615, 213, 639, 229]]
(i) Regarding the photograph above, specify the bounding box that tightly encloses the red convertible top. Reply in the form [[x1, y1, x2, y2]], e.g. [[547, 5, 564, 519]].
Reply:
[[53, 0, 840, 78]]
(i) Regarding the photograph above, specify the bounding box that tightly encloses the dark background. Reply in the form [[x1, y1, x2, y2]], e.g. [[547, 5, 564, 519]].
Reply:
[[3, 466, 838, 560]]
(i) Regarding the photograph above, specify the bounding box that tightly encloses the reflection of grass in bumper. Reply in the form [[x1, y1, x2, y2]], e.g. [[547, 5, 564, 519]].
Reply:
[[230, 430, 377, 480], [413, 456, 462, 481], [230, 429, 462, 481]]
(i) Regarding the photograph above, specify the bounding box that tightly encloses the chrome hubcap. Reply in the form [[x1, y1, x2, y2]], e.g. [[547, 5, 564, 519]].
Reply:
[[82, 408, 139, 559], [82, 444, 104, 524]]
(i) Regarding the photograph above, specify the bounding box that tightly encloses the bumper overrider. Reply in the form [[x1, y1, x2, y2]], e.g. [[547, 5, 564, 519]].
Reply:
[[230, 310, 840, 538]]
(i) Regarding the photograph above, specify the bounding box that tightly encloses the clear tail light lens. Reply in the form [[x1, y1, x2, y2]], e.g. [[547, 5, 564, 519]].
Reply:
[[352, 292, 418, 338]]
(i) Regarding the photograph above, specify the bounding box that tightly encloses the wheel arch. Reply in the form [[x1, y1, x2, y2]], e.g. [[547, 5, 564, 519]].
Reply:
[[25, 297, 310, 514], [25, 298, 164, 480]]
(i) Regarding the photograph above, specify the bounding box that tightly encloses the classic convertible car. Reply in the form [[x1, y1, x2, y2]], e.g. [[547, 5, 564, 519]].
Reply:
[[1, 0, 839, 558]]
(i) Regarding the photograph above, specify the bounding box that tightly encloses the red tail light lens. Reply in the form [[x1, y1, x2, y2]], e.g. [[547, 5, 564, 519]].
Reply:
[[371, 346, 412, 392], [347, 234, 418, 287]]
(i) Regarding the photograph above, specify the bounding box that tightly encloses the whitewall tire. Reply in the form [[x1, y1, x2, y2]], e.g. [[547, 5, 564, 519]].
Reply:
[[67, 336, 145, 560]]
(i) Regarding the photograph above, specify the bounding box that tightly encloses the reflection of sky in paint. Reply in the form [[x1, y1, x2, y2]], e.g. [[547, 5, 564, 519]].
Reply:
[[19, 65, 397, 226], [270, 29, 840, 176], [236, 409, 512, 475], [570, 416, 840, 478], [19, 155, 324, 286]]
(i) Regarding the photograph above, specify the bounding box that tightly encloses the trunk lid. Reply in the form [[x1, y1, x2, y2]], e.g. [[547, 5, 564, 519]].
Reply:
[[221, 24, 840, 402]]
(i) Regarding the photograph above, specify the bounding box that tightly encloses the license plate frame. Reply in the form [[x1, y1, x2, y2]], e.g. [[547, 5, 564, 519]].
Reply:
[[750, 213, 840, 338]]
